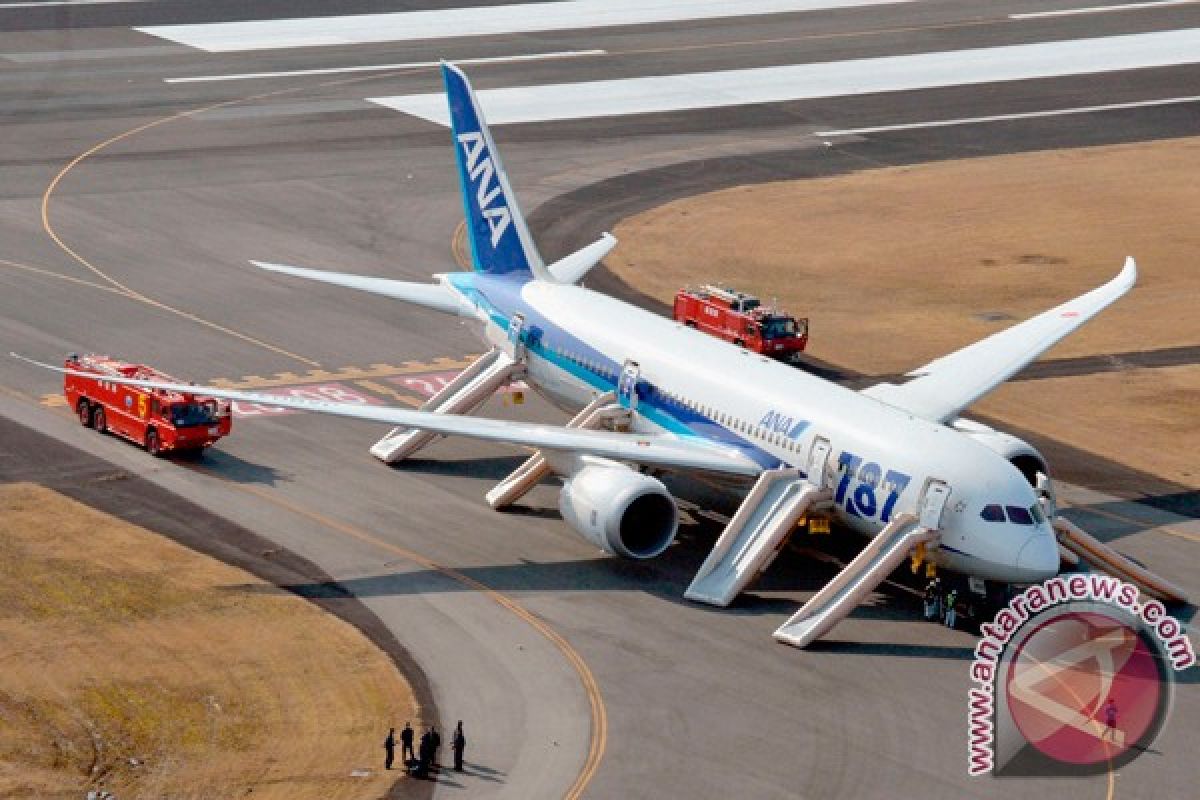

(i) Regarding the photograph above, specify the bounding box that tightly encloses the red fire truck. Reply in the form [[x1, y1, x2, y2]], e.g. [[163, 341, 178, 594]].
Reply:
[[64, 354, 232, 456], [673, 284, 809, 360]]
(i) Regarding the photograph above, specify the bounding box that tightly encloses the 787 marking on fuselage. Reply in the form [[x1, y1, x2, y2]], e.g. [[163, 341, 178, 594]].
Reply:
[[835, 450, 912, 523]]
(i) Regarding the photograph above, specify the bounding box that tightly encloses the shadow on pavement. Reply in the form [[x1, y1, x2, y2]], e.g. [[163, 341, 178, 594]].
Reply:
[[805, 641, 977, 660]]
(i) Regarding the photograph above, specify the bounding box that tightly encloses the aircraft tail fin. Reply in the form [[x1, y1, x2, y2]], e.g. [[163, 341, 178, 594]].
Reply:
[[443, 62, 550, 280]]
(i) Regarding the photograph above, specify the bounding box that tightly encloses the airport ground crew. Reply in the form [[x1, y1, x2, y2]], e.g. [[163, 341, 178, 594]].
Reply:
[[384, 727, 397, 770], [923, 578, 941, 621], [452, 721, 466, 772], [431, 725, 442, 766], [401, 722, 415, 762], [944, 588, 958, 629]]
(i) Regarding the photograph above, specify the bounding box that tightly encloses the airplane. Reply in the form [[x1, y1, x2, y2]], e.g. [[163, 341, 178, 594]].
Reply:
[[17, 63, 1187, 647]]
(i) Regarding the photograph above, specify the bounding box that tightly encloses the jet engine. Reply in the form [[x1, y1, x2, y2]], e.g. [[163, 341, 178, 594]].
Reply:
[[951, 418, 1048, 486], [559, 462, 679, 559]]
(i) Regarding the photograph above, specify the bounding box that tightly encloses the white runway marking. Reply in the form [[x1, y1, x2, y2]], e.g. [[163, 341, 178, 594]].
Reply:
[[369, 28, 1200, 126], [1009, 0, 1198, 20], [135, 0, 913, 53], [165, 49, 605, 84], [815, 96, 1200, 136]]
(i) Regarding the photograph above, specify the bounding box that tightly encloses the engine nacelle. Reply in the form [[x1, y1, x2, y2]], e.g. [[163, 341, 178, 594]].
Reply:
[[951, 418, 1048, 486], [559, 463, 679, 559]]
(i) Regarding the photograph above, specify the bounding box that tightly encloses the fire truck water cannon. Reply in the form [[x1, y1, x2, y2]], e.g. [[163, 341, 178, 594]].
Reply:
[[673, 285, 809, 360], [63, 353, 232, 456]]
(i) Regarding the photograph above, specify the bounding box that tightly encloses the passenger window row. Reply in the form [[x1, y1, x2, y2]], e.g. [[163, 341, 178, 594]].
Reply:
[[654, 384, 803, 454], [545, 343, 803, 456], [548, 343, 616, 383]]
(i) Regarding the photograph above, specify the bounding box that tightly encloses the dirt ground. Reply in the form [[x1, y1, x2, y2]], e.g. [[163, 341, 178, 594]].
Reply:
[[607, 136, 1200, 489], [0, 482, 416, 800]]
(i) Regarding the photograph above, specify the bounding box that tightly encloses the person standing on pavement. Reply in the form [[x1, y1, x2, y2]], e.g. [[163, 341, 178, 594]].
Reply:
[[401, 722, 415, 763], [417, 728, 433, 777], [923, 578, 940, 621], [944, 588, 958, 629], [452, 721, 466, 772], [383, 727, 397, 770], [430, 725, 442, 767]]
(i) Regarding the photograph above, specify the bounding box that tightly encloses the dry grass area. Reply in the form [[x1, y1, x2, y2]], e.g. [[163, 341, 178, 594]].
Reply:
[[0, 483, 415, 800], [608, 137, 1200, 488]]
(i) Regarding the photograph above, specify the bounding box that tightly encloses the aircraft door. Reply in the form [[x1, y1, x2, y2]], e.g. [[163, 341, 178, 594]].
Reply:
[[805, 436, 832, 488], [617, 360, 640, 411], [919, 479, 952, 530], [504, 313, 526, 359]]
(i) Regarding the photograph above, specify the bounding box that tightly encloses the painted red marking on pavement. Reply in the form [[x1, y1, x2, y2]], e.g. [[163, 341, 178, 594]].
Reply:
[[388, 370, 527, 396], [233, 382, 382, 418]]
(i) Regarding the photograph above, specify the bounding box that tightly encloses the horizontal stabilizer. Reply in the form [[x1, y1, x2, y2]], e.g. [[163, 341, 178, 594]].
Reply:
[[251, 260, 472, 316], [547, 233, 617, 284]]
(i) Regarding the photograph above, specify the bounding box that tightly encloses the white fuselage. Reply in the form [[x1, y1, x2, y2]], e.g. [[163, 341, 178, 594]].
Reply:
[[462, 277, 1059, 584]]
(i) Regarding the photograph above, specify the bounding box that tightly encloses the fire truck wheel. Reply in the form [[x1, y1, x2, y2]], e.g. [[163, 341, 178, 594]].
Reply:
[[77, 400, 92, 428], [734, 339, 746, 348], [93, 406, 107, 434], [145, 429, 162, 457]]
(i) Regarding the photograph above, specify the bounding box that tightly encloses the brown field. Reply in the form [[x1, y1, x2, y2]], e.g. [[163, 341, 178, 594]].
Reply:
[[0, 483, 416, 800], [607, 136, 1200, 489]]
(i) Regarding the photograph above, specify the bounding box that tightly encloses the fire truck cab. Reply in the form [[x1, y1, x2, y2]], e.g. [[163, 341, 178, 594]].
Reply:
[[673, 284, 809, 360], [64, 354, 232, 456]]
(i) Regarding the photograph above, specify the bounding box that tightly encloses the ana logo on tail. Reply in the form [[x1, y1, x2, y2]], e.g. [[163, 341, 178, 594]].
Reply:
[[457, 131, 511, 248]]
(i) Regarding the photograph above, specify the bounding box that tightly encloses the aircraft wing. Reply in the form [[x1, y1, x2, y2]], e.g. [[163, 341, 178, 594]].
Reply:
[[862, 258, 1136, 423], [16, 356, 762, 477], [252, 260, 474, 317]]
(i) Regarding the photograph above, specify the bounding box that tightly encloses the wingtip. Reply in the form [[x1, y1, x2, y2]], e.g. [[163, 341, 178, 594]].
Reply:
[[1121, 255, 1137, 287]]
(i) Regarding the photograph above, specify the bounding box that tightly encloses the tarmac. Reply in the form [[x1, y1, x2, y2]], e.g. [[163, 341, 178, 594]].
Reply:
[[1, 2, 1198, 797]]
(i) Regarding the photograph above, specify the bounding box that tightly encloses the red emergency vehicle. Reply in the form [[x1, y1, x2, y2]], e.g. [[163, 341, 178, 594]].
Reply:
[[673, 285, 809, 359], [64, 354, 232, 456]]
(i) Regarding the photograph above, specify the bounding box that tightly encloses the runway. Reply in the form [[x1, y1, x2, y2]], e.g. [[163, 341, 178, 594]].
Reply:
[[2, 1, 1198, 797]]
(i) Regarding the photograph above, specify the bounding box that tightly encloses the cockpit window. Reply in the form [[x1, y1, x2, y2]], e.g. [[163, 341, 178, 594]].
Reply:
[[1006, 505, 1035, 525], [980, 504, 1005, 522]]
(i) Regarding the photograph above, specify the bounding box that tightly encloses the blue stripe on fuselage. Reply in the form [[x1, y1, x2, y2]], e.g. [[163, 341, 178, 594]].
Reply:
[[446, 272, 784, 470]]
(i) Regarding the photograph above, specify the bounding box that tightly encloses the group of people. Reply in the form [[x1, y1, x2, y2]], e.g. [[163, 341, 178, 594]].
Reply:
[[923, 577, 960, 629], [384, 720, 467, 777]]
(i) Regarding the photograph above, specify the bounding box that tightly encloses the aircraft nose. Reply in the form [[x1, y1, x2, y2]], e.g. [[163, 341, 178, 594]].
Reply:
[[1016, 531, 1060, 580]]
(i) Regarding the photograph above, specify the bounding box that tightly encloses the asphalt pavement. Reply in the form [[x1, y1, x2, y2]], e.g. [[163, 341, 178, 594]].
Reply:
[[1, 2, 1198, 798]]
